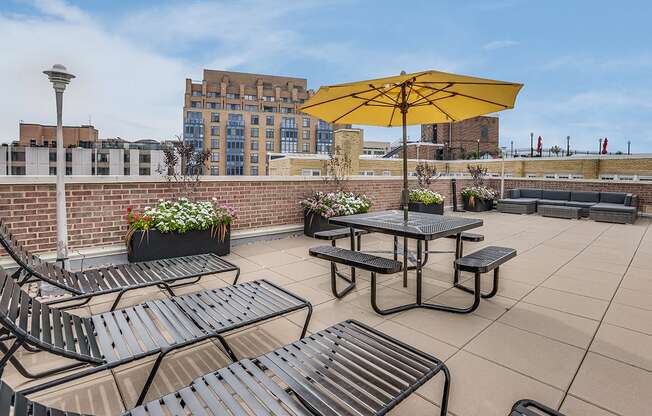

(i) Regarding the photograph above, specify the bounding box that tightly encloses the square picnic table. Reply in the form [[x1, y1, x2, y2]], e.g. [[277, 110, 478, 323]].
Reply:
[[329, 210, 483, 315]]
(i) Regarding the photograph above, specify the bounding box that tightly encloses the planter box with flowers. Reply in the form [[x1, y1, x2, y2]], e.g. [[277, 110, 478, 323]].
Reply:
[[126, 198, 236, 262], [408, 188, 445, 215], [300, 191, 371, 237], [461, 186, 497, 212]]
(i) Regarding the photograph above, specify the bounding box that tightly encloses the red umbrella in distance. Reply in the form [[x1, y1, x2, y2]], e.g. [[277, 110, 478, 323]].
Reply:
[[602, 137, 608, 154], [536, 136, 543, 154]]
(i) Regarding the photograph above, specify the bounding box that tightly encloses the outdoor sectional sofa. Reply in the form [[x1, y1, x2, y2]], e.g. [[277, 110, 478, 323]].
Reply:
[[498, 189, 638, 223]]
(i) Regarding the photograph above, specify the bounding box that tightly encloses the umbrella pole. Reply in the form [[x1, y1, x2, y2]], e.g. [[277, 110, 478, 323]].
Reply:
[[401, 84, 409, 288]]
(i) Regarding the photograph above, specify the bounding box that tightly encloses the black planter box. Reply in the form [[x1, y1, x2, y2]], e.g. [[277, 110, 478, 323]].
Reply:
[[408, 201, 444, 215], [304, 211, 341, 237], [128, 226, 230, 262], [462, 196, 494, 212]]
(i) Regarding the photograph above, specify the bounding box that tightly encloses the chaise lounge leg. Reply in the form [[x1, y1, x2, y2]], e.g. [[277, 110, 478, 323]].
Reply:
[[439, 364, 451, 416], [0, 338, 87, 380], [300, 303, 313, 339], [232, 268, 241, 285]]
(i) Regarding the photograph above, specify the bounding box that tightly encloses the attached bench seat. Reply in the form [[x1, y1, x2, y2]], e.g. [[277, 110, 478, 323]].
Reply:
[[453, 246, 516, 312], [2, 320, 451, 416], [309, 246, 402, 274], [309, 246, 402, 299], [313, 228, 370, 240], [511, 399, 565, 415], [444, 232, 485, 242]]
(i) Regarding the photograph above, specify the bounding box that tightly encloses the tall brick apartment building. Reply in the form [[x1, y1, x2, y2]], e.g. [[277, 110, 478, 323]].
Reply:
[[421, 115, 499, 159], [183, 70, 337, 176]]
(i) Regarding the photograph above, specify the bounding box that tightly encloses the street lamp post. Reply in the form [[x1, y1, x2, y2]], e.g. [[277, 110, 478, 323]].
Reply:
[[566, 136, 570, 156], [43, 64, 75, 266], [530, 132, 534, 157], [510, 140, 514, 157], [599, 138, 603, 155], [628, 140, 631, 155], [476, 139, 480, 158]]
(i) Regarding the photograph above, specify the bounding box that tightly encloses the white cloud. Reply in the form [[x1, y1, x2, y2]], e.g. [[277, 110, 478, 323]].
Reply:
[[483, 40, 519, 51], [0, 0, 332, 142]]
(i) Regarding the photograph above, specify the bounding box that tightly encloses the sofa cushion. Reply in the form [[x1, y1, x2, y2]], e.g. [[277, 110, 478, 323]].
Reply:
[[624, 194, 632, 205], [542, 190, 570, 201], [570, 191, 600, 203], [600, 192, 626, 204], [509, 189, 521, 199], [537, 199, 568, 207], [590, 203, 637, 213], [519, 189, 542, 199], [564, 201, 597, 209], [498, 198, 538, 205]]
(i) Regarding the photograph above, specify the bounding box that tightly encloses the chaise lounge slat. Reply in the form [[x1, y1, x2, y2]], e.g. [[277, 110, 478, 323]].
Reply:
[[0, 219, 240, 309], [0, 267, 312, 402], [0, 320, 450, 416]]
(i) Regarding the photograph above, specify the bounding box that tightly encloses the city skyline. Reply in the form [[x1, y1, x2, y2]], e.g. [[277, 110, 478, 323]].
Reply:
[[1, 0, 651, 152]]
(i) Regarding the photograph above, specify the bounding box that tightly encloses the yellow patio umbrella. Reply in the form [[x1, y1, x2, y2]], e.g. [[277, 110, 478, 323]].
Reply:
[[300, 69, 523, 220]]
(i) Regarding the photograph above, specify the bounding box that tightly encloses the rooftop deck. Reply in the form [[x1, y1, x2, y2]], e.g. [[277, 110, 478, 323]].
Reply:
[[4, 212, 652, 416]]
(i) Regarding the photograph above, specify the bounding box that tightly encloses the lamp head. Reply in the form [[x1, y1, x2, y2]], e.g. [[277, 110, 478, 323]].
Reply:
[[43, 64, 75, 92]]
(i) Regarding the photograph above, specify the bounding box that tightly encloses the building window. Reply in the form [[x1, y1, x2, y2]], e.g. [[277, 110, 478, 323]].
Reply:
[[207, 102, 219, 109], [251, 140, 259, 150], [571, 174, 584, 179], [98, 153, 109, 163], [139, 167, 151, 175], [263, 96, 275, 102], [211, 166, 220, 175], [49, 152, 57, 162], [251, 115, 259, 125], [302, 118, 310, 128], [302, 143, 310, 152], [280, 107, 294, 114], [301, 169, 320, 176], [228, 104, 241, 110], [263, 106, 276, 113], [139, 154, 151, 163], [211, 113, 220, 122], [226, 113, 245, 175], [266, 115, 274, 126], [207, 91, 219, 97], [10, 166, 25, 175], [211, 126, 220, 136], [302, 130, 310, 140], [251, 127, 259, 138], [211, 153, 219, 162], [191, 101, 202, 108], [280, 117, 298, 153], [251, 166, 258, 175], [191, 91, 202, 97], [244, 104, 257, 112], [30, 139, 36, 146], [226, 93, 240, 99], [383, 170, 391, 176], [97, 167, 110, 175], [360, 170, 375, 176], [266, 141, 273, 151], [124, 167, 130, 175], [244, 94, 257, 101], [250, 153, 258, 164], [481, 126, 489, 142], [211, 139, 220, 149], [265, 128, 274, 139], [526, 173, 537, 178], [49, 166, 56, 175], [316, 120, 332, 155]]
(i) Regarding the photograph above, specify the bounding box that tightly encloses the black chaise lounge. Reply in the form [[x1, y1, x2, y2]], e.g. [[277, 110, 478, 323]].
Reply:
[[0, 219, 240, 310], [0, 268, 312, 405], [0, 320, 450, 415]]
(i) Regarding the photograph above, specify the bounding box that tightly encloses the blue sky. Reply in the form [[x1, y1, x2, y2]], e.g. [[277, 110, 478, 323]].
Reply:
[[1, 0, 651, 152]]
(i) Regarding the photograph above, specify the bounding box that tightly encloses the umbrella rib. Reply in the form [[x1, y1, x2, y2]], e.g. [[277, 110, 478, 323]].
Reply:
[[414, 81, 520, 86], [417, 84, 513, 108], [366, 83, 403, 127], [299, 85, 382, 110], [411, 87, 457, 122], [331, 88, 393, 123], [408, 83, 454, 106]]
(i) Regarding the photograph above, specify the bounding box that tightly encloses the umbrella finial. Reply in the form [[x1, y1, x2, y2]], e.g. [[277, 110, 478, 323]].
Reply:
[[400, 70, 406, 75]]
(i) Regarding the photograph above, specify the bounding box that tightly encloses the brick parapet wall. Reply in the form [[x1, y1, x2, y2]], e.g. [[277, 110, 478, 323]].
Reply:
[[0, 176, 650, 255]]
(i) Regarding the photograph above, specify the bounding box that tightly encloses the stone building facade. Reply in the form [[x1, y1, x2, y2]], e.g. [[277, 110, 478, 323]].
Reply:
[[421, 115, 499, 159]]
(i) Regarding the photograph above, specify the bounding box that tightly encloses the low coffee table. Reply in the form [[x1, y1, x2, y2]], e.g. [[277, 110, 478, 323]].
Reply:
[[538, 205, 581, 219]]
